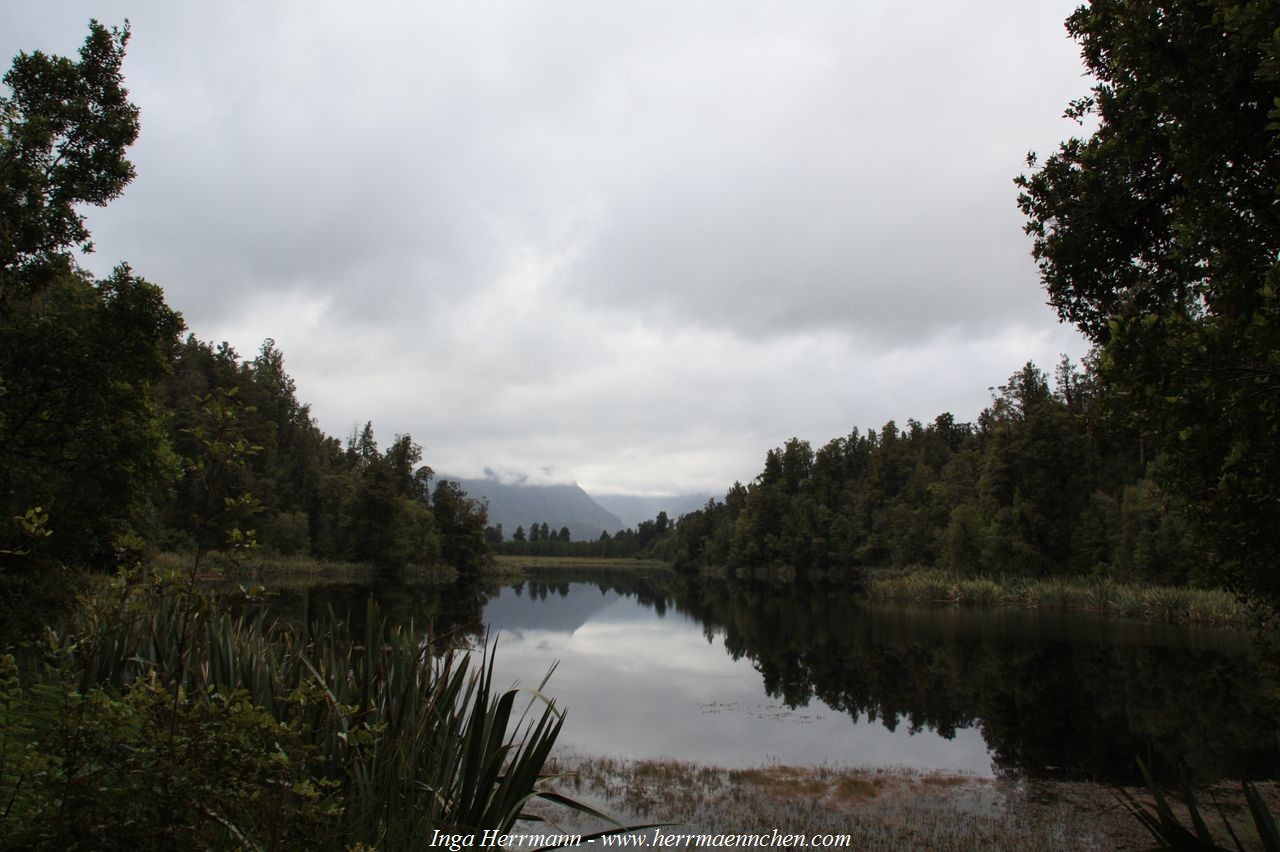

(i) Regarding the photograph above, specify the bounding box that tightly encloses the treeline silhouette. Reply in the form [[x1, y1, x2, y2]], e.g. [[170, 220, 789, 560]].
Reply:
[[669, 358, 1206, 586]]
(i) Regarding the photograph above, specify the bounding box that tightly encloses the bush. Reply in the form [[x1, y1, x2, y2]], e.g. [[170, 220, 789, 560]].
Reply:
[[0, 566, 595, 848]]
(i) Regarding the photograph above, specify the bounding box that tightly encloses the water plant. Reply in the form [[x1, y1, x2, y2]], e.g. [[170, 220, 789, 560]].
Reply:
[[1115, 758, 1280, 851], [1, 571, 617, 849]]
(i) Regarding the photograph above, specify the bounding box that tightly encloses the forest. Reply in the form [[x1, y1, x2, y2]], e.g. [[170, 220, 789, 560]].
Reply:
[[666, 357, 1199, 584], [668, 0, 1280, 619], [0, 322, 493, 635]]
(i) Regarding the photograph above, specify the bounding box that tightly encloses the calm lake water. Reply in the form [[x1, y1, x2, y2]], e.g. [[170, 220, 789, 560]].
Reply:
[[269, 568, 1280, 785]]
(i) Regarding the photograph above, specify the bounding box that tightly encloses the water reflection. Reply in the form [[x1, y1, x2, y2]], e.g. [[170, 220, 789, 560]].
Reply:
[[264, 569, 1280, 784], [666, 574, 1280, 784], [482, 579, 993, 774]]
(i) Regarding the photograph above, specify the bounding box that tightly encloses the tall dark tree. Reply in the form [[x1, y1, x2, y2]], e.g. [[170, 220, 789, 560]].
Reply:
[[0, 24, 184, 638], [432, 480, 489, 574], [0, 23, 182, 574], [0, 21, 139, 303], [1016, 0, 1280, 608]]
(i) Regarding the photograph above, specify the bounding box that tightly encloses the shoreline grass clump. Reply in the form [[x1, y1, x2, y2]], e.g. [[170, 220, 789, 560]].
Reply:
[[493, 554, 673, 573], [0, 566, 604, 849], [864, 569, 1251, 628], [149, 549, 463, 583]]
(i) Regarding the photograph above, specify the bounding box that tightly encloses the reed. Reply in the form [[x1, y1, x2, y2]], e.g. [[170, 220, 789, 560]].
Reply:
[[865, 569, 1251, 627]]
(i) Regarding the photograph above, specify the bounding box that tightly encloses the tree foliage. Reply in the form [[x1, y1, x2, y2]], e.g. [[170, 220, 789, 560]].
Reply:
[[670, 360, 1202, 585], [0, 24, 182, 628], [1016, 0, 1280, 609], [0, 21, 138, 301], [154, 336, 491, 573]]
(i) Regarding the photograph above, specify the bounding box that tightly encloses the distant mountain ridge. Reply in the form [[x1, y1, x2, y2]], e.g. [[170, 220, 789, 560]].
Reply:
[[592, 493, 716, 530], [440, 473, 718, 542], [439, 475, 625, 542]]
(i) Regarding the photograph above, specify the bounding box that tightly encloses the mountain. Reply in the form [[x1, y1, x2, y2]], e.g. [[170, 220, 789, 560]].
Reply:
[[482, 584, 622, 634], [440, 475, 625, 542], [592, 493, 716, 530]]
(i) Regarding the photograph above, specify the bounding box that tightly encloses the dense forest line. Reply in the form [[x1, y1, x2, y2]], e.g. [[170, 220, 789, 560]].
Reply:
[[157, 336, 490, 572], [666, 357, 1201, 585], [1, 108, 489, 633], [0, 19, 488, 610], [1, 320, 492, 632]]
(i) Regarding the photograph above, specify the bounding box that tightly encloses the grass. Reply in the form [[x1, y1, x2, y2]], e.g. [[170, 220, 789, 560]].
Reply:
[[493, 554, 673, 572], [153, 551, 674, 584], [149, 549, 461, 582], [1, 567, 611, 848], [865, 569, 1251, 628]]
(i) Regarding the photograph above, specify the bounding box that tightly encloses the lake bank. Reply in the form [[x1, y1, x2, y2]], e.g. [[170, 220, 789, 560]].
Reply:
[[490, 557, 1254, 629], [864, 568, 1254, 629], [493, 554, 673, 572], [169, 551, 1254, 631], [521, 753, 1280, 850]]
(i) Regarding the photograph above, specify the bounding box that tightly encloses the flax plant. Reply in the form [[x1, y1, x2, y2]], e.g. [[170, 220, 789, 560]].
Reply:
[[4, 570, 622, 848]]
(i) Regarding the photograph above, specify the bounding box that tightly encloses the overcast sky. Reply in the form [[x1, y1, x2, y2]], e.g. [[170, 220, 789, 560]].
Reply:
[[3, 1, 1091, 497]]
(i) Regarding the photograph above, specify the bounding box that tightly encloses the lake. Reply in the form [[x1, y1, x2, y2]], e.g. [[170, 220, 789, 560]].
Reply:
[[267, 568, 1280, 785]]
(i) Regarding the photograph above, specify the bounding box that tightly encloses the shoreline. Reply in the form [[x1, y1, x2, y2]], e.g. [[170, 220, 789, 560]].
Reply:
[[158, 551, 1258, 631], [523, 753, 1276, 850], [864, 568, 1253, 629]]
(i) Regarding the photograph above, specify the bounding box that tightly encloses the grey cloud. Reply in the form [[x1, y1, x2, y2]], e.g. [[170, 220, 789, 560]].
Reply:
[[2, 0, 1092, 494]]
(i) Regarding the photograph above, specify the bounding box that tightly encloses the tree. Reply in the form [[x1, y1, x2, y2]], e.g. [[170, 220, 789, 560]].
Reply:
[[432, 480, 489, 574], [1, 24, 182, 584], [1016, 0, 1280, 609], [1, 21, 139, 303]]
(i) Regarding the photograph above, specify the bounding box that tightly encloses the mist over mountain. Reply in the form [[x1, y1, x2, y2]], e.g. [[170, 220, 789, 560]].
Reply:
[[592, 493, 716, 530], [440, 474, 625, 542], [441, 469, 719, 542]]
